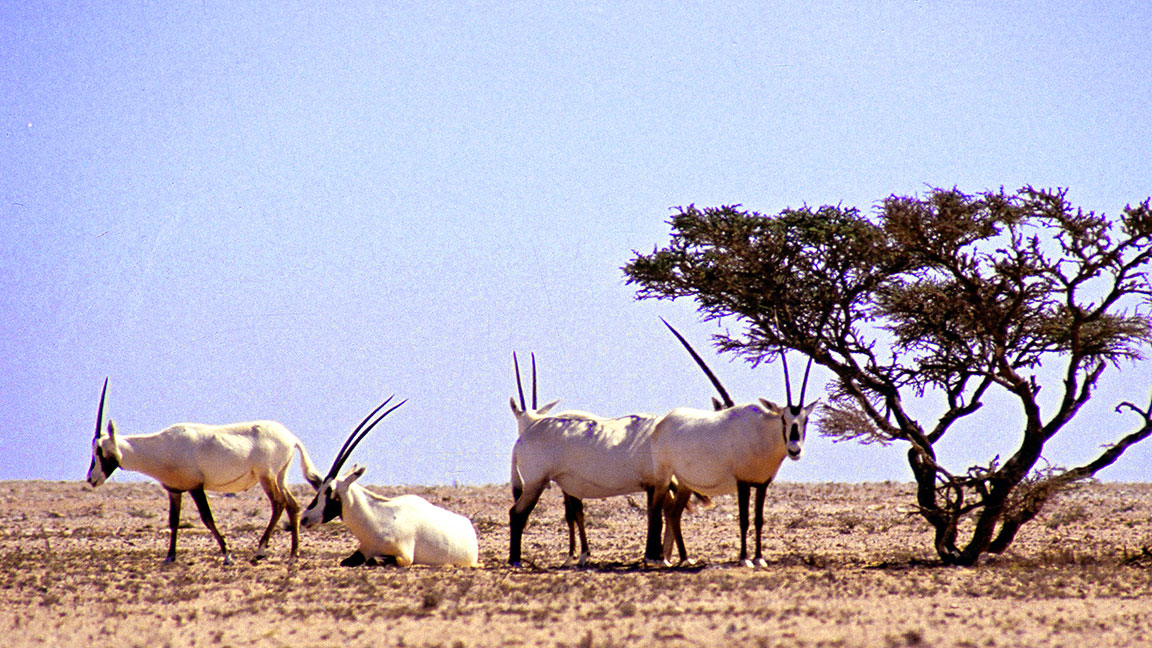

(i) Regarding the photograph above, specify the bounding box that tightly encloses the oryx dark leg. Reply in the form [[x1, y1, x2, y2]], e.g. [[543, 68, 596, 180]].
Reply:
[[254, 475, 286, 563], [563, 493, 589, 566], [189, 487, 231, 565], [284, 489, 301, 560], [165, 488, 183, 563], [340, 550, 367, 567], [644, 485, 668, 565], [753, 481, 769, 566], [663, 485, 694, 565], [737, 480, 752, 566], [509, 481, 545, 566]]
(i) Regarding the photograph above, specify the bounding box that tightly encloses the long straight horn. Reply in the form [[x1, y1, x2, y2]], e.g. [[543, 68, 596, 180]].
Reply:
[[798, 355, 814, 406], [513, 353, 526, 412], [329, 397, 408, 478], [94, 377, 109, 440], [661, 318, 734, 409], [782, 351, 794, 407], [327, 395, 396, 480], [531, 352, 538, 410]]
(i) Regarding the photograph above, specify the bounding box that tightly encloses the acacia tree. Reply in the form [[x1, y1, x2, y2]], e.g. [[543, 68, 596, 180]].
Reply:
[[624, 186, 1152, 565]]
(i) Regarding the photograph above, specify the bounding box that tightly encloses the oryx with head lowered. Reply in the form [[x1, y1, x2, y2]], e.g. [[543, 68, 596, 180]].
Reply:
[[86, 378, 323, 565], [300, 396, 480, 568], [647, 322, 820, 567]]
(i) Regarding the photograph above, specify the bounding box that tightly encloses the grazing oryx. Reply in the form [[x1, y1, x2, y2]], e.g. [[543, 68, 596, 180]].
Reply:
[[646, 324, 820, 567], [300, 396, 480, 568], [86, 378, 324, 565], [508, 352, 715, 567]]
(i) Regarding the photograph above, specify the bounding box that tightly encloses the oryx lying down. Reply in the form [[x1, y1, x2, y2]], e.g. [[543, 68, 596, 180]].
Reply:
[[86, 378, 323, 565], [508, 352, 713, 567], [647, 324, 819, 567], [300, 397, 480, 568]]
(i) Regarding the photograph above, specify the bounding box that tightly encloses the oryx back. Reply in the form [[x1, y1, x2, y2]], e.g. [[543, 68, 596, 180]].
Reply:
[[513, 412, 658, 500], [652, 403, 787, 497], [341, 484, 480, 567], [124, 421, 298, 493]]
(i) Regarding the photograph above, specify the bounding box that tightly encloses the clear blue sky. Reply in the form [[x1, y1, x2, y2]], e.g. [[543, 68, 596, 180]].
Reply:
[[3, 1, 1150, 485]]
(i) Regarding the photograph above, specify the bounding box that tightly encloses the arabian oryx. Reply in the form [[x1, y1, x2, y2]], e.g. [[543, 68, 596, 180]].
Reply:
[[508, 351, 668, 567], [645, 323, 820, 567], [507, 351, 718, 567], [300, 396, 480, 568], [86, 378, 324, 565]]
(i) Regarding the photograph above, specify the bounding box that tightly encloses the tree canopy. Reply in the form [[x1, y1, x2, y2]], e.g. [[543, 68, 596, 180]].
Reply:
[[625, 186, 1152, 565]]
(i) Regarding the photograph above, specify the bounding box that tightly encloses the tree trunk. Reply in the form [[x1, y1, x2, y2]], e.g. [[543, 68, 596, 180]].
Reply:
[[954, 482, 1010, 566]]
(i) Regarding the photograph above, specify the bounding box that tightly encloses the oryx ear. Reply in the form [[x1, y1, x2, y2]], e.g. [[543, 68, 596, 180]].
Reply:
[[803, 399, 822, 414], [537, 399, 560, 415], [712, 397, 724, 411], [106, 420, 117, 439], [509, 397, 523, 417], [345, 464, 366, 484], [759, 398, 782, 414]]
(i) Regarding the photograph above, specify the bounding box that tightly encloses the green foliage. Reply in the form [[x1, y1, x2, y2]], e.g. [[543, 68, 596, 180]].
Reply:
[[625, 186, 1152, 565]]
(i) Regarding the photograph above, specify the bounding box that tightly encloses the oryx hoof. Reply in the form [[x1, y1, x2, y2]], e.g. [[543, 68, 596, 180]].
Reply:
[[753, 557, 768, 568], [739, 558, 754, 568], [563, 553, 590, 568], [644, 557, 670, 568], [676, 558, 700, 569], [222, 553, 234, 566]]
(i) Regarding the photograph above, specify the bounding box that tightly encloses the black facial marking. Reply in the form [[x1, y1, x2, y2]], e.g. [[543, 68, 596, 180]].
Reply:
[[95, 446, 119, 479], [322, 488, 342, 523]]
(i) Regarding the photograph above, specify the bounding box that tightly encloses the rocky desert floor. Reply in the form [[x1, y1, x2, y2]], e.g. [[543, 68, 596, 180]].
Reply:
[[2, 480, 1151, 647]]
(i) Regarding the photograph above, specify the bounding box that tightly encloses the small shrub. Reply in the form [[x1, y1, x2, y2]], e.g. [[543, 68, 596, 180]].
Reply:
[[1045, 504, 1090, 530]]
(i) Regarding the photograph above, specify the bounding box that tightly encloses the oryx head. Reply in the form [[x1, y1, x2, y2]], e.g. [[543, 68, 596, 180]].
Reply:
[[774, 352, 820, 460], [87, 378, 122, 487], [508, 352, 559, 419], [300, 395, 407, 529], [662, 319, 818, 460]]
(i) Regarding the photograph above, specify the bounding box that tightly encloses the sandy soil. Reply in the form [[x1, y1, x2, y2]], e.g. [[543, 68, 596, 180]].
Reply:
[[2, 480, 1151, 647]]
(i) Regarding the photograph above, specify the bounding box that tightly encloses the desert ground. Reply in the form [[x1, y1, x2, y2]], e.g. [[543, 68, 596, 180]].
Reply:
[[2, 480, 1151, 647]]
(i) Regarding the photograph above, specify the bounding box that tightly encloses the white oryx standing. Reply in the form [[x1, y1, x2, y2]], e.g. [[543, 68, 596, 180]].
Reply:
[[86, 378, 324, 565], [509, 353, 606, 566], [646, 323, 820, 567], [300, 396, 480, 568], [508, 352, 668, 567], [507, 351, 719, 567]]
